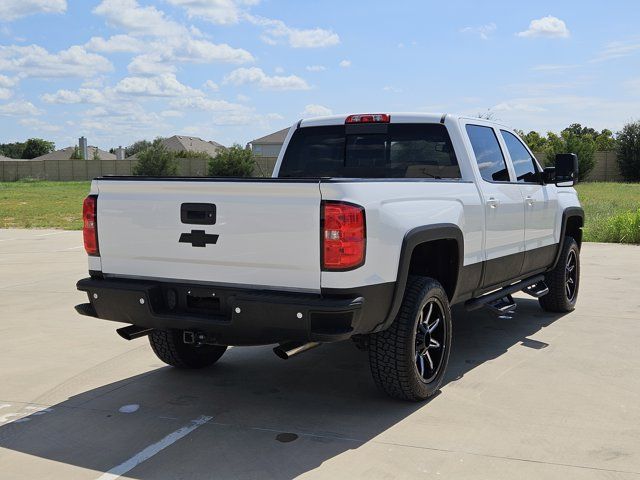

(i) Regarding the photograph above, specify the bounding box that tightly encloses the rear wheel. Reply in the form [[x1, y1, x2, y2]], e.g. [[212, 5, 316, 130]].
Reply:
[[539, 236, 580, 313], [369, 276, 452, 401], [149, 329, 227, 369]]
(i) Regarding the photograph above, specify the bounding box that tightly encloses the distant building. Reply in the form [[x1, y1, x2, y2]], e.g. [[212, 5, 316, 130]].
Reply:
[[32, 145, 117, 161], [127, 135, 226, 159], [248, 128, 289, 157]]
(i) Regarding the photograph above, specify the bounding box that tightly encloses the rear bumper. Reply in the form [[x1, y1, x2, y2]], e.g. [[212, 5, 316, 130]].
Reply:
[[76, 277, 367, 345]]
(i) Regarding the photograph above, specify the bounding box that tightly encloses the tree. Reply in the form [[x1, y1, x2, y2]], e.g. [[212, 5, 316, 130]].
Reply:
[[208, 144, 255, 177], [0, 142, 26, 158], [544, 130, 596, 180], [595, 129, 617, 150], [92, 149, 101, 160], [132, 139, 179, 176], [518, 130, 547, 152], [125, 139, 153, 157], [70, 146, 83, 159], [616, 120, 640, 181], [21, 138, 55, 159]]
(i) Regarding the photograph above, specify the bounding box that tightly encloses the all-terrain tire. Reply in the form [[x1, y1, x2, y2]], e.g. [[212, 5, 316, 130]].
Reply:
[[149, 329, 227, 369], [539, 236, 580, 313], [369, 276, 452, 401]]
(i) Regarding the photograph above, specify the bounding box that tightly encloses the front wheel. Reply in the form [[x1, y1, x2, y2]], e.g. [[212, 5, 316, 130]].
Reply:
[[539, 236, 580, 313], [369, 276, 452, 401], [149, 329, 227, 369]]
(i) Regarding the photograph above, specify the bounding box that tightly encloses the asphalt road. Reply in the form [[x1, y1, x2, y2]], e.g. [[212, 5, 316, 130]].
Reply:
[[0, 229, 639, 479]]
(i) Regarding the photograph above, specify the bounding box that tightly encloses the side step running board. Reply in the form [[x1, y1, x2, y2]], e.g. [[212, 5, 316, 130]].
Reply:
[[486, 294, 517, 315], [522, 281, 549, 298], [465, 274, 545, 312]]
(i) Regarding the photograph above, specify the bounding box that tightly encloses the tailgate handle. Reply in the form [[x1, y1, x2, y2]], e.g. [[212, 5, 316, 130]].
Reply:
[[181, 203, 216, 225]]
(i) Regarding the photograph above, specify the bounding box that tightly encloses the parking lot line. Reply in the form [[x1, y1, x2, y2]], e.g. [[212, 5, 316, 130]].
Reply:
[[95, 415, 212, 480]]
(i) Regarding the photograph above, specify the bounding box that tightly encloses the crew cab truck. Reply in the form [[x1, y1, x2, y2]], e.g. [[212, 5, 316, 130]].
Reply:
[[76, 113, 583, 401]]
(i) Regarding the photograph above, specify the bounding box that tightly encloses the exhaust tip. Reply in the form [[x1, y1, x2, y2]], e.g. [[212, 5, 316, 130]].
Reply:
[[273, 346, 290, 360], [273, 341, 320, 360]]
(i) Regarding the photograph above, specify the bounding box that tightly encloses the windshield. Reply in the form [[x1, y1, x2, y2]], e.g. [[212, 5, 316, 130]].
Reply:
[[279, 123, 461, 179]]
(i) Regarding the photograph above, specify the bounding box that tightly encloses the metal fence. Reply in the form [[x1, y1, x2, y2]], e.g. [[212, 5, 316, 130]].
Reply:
[[0, 153, 624, 182]]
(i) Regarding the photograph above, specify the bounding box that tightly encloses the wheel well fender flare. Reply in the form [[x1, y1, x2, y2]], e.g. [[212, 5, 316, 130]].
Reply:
[[551, 207, 585, 270], [375, 223, 463, 332]]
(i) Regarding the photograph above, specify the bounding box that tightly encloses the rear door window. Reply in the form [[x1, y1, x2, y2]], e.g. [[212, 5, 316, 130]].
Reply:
[[465, 124, 511, 182], [279, 123, 460, 179]]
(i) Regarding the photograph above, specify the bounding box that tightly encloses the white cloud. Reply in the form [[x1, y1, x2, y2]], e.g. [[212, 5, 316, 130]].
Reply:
[[460, 23, 496, 40], [306, 65, 326, 72], [302, 104, 332, 117], [93, 0, 184, 37], [0, 88, 12, 100], [491, 102, 546, 113], [383, 85, 402, 93], [170, 94, 282, 126], [171, 96, 249, 112], [114, 73, 202, 97], [0, 44, 112, 78], [0, 74, 18, 87], [0, 100, 42, 116], [0, 0, 66, 22], [41, 88, 106, 104], [517, 16, 569, 39], [274, 66, 284, 74], [204, 80, 219, 91], [166, 0, 258, 25], [237, 93, 250, 102], [170, 37, 254, 63], [532, 64, 579, 71], [127, 54, 177, 75], [224, 67, 310, 90], [19, 118, 62, 132], [247, 15, 340, 48], [591, 39, 640, 62], [85, 34, 144, 53], [339, 59, 351, 68]]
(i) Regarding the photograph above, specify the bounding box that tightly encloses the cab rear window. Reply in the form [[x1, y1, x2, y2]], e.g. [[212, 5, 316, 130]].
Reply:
[[279, 123, 461, 179]]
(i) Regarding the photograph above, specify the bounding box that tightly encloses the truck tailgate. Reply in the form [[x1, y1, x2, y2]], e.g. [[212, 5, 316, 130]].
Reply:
[[94, 179, 322, 292]]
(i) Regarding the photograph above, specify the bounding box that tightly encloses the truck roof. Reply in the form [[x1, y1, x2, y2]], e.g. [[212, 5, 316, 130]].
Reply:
[[299, 112, 513, 130]]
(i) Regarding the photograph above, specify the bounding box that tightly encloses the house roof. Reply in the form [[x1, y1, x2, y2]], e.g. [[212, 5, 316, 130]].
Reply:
[[0, 154, 13, 161], [162, 135, 226, 156], [249, 128, 289, 145], [32, 146, 117, 161]]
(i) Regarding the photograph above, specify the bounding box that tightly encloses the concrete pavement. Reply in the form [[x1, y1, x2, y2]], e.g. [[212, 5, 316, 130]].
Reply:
[[0, 228, 639, 479]]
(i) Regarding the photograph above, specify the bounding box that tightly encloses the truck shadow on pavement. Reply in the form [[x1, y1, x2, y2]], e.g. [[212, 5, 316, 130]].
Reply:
[[0, 297, 567, 479]]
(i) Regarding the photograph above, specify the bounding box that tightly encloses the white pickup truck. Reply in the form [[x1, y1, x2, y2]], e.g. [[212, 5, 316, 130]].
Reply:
[[76, 113, 583, 401]]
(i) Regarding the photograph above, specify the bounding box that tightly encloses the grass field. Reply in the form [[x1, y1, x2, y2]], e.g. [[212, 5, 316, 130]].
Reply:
[[0, 181, 90, 230], [1, 180, 639, 243]]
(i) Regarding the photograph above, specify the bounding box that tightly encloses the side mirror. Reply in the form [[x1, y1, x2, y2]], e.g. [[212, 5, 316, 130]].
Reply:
[[555, 153, 578, 186]]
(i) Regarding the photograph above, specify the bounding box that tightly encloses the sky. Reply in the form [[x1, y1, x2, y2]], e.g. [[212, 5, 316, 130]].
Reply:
[[0, 0, 639, 150]]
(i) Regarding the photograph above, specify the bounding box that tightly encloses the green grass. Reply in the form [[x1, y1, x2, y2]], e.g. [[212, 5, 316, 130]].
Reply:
[[1, 180, 639, 243], [0, 180, 90, 230], [575, 182, 640, 244]]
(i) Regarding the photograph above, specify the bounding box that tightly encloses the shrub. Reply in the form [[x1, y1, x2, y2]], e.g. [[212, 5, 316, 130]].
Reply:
[[616, 121, 640, 182], [208, 144, 255, 177], [132, 139, 179, 176], [596, 209, 640, 244], [544, 131, 596, 180]]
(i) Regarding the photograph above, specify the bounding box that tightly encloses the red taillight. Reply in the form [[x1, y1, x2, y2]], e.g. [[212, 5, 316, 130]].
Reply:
[[322, 201, 366, 270], [345, 113, 390, 124], [83, 195, 99, 256]]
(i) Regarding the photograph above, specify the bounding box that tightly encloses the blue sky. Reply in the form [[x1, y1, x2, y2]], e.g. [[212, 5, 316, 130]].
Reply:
[[1, 0, 639, 150]]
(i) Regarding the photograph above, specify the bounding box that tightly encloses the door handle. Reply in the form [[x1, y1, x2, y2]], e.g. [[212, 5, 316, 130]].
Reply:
[[487, 198, 500, 209], [525, 196, 535, 206]]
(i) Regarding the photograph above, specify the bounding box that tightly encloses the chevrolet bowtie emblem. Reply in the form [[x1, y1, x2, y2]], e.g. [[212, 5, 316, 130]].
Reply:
[[179, 230, 219, 247]]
